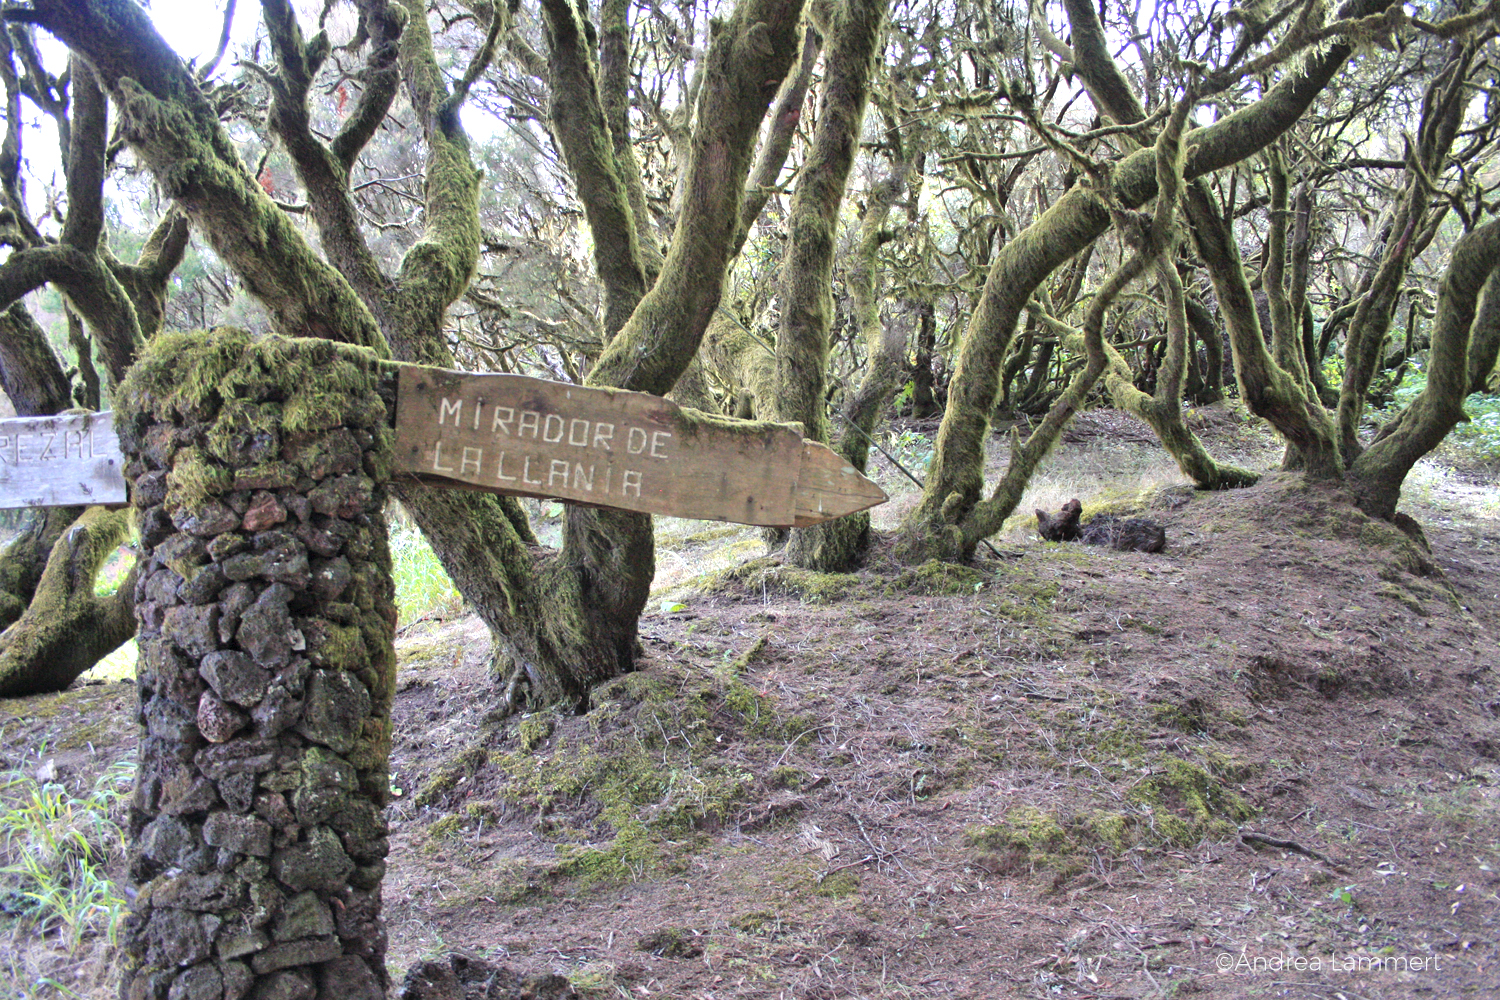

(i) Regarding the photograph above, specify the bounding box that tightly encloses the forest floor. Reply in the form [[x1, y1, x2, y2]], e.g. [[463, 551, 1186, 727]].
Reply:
[[3, 403, 1498, 1000]]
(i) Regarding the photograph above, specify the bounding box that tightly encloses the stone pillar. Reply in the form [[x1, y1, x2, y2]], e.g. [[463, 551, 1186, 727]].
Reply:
[[115, 330, 397, 1000]]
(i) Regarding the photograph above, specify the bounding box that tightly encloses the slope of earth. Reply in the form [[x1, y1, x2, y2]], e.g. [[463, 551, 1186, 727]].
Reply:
[[2, 414, 1497, 1000], [375, 472, 1500, 1000]]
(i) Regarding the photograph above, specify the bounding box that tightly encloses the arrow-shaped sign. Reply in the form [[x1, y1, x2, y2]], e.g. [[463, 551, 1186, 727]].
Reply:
[[0, 367, 887, 528], [391, 365, 886, 527]]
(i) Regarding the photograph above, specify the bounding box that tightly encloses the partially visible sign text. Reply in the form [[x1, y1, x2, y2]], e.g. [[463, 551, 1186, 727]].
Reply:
[[0, 412, 127, 508]]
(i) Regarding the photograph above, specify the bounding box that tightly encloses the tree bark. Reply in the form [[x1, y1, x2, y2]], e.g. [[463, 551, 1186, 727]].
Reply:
[[0, 304, 78, 633], [0, 30, 190, 695], [1182, 179, 1344, 478], [772, 0, 889, 569], [542, 0, 650, 339], [788, 99, 918, 571], [29, 0, 811, 710], [1468, 269, 1500, 393], [24, 0, 390, 355], [910, 301, 939, 417], [1336, 39, 1470, 460], [944, 94, 1195, 559], [694, 26, 820, 411], [1183, 292, 1224, 403]]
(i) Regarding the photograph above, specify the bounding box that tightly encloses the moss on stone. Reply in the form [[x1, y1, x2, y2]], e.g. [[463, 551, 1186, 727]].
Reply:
[[309, 622, 367, 672], [165, 447, 233, 511], [119, 327, 252, 421]]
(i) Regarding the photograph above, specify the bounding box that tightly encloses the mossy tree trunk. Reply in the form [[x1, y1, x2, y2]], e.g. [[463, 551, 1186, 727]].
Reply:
[[1336, 38, 1472, 461], [935, 93, 1195, 559], [0, 507, 136, 697], [27, 0, 809, 710], [1053, 0, 1256, 492], [541, 0, 651, 340], [1183, 291, 1224, 404], [892, 5, 1379, 561], [788, 102, 922, 571], [1181, 178, 1344, 479], [1088, 254, 1260, 490], [910, 300, 940, 417], [1469, 270, 1500, 393], [889, 0, 1465, 563], [772, 0, 889, 570], [697, 26, 821, 412], [0, 305, 79, 634]]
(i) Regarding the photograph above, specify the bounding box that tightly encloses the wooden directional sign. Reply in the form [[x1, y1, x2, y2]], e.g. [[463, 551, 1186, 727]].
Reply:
[[392, 365, 886, 527], [0, 370, 887, 527], [0, 412, 127, 508]]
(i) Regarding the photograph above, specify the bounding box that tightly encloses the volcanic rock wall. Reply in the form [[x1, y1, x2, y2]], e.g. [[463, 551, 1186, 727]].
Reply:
[[114, 330, 397, 1000]]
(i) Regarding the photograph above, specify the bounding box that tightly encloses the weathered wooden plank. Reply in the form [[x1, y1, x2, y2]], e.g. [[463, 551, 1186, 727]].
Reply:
[[393, 365, 886, 526], [792, 440, 891, 528], [0, 412, 128, 508]]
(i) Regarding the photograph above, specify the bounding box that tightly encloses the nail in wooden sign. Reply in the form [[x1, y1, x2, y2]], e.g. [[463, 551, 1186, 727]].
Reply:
[[391, 365, 886, 527], [0, 412, 128, 508]]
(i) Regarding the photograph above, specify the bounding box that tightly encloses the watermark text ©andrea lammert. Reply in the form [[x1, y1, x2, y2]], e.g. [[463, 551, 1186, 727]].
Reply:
[[1216, 950, 1441, 975]]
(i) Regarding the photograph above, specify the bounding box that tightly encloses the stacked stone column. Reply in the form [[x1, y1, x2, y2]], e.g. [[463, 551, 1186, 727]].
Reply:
[[115, 330, 397, 1000]]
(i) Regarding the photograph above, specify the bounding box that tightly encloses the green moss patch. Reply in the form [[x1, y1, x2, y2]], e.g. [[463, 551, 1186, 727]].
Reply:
[[1127, 758, 1255, 844], [409, 663, 814, 891], [964, 756, 1256, 882], [886, 560, 990, 596], [698, 557, 861, 604]]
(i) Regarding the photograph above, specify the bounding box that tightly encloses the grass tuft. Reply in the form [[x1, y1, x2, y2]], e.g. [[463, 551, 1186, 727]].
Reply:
[[0, 757, 133, 957], [389, 516, 463, 627]]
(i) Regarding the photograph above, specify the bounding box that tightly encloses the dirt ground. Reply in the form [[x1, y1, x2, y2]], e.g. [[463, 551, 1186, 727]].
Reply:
[[3, 408, 1498, 999]]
